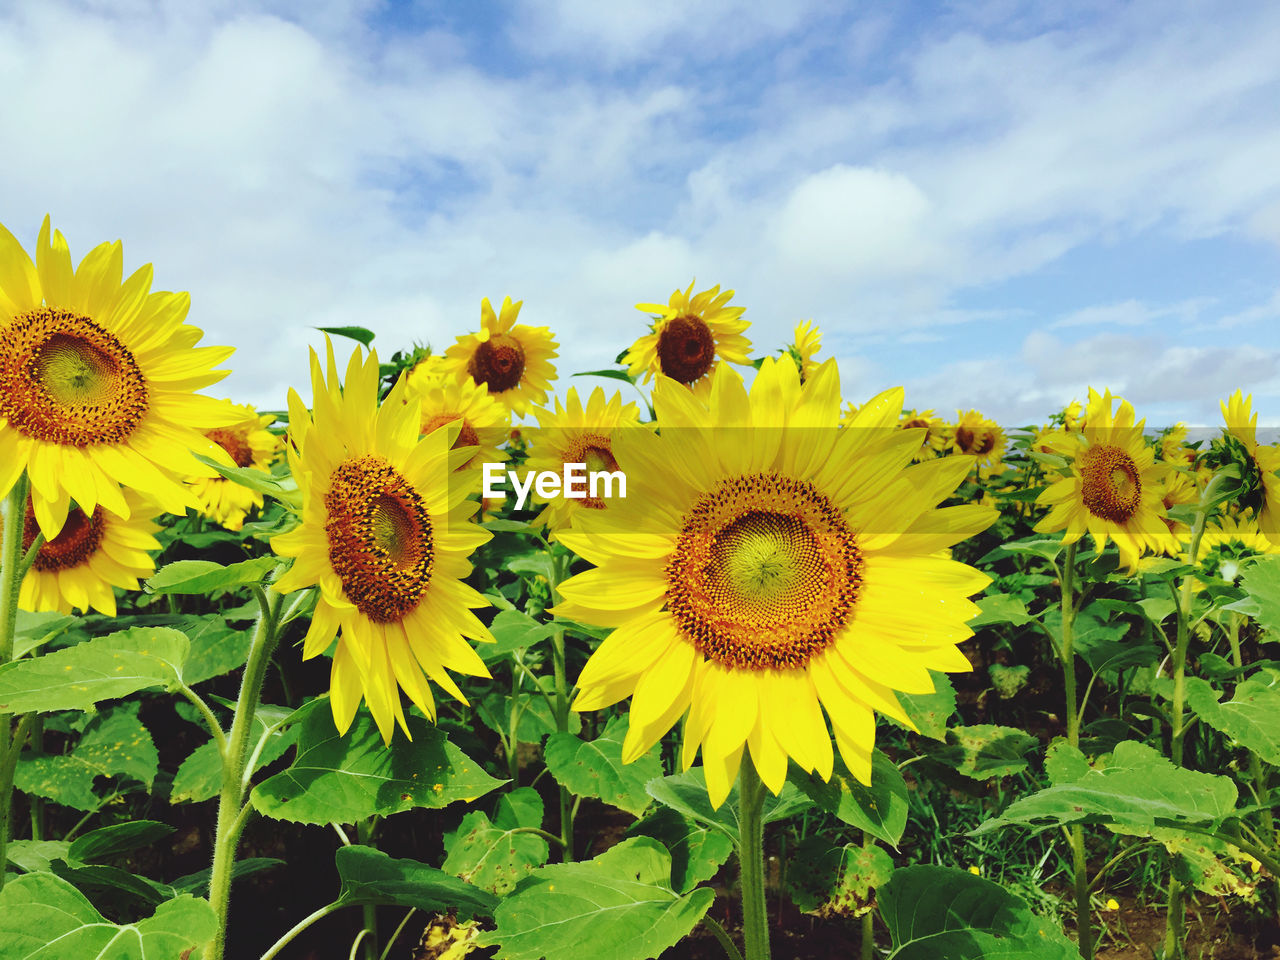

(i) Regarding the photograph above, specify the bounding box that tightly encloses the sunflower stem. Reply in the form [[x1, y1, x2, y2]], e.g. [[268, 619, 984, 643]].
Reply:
[[208, 583, 282, 960], [0, 475, 31, 891], [1057, 541, 1094, 960], [738, 759, 771, 960], [545, 545, 575, 861]]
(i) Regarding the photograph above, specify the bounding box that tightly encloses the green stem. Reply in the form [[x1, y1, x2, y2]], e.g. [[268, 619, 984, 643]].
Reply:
[[357, 818, 379, 960], [378, 909, 416, 960], [1057, 542, 1093, 960], [860, 831, 876, 960], [703, 915, 746, 960], [544, 545, 574, 861], [0, 475, 30, 891], [507, 825, 568, 848], [738, 759, 771, 960], [208, 585, 283, 960], [258, 902, 343, 960]]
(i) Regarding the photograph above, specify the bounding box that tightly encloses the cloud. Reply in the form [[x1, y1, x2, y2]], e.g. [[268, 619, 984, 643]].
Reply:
[[1049, 298, 1210, 330]]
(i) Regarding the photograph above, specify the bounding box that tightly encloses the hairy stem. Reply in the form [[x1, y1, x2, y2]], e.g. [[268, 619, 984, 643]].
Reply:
[[0, 475, 30, 890], [738, 759, 771, 960]]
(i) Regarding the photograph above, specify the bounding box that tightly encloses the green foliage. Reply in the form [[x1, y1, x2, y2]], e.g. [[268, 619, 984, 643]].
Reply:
[[879, 865, 1078, 959], [892, 671, 957, 740], [646, 768, 811, 846], [335, 845, 496, 918], [625, 807, 735, 895], [797, 750, 910, 846], [785, 839, 894, 917], [1186, 668, 1280, 764], [0, 872, 216, 959], [932, 724, 1039, 781], [145, 558, 276, 596], [15, 705, 158, 810], [315, 324, 376, 347], [478, 837, 713, 960], [443, 787, 550, 895], [171, 704, 297, 803], [1234, 554, 1280, 634], [250, 707, 501, 823], [545, 715, 662, 817]]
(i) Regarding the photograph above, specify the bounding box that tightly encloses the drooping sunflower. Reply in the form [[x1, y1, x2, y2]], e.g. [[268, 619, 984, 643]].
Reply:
[[19, 488, 161, 617], [1220, 390, 1280, 538], [625, 281, 751, 400], [952, 409, 1007, 477], [189, 402, 280, 531], [1035, 388, 1170, 571], [443, 297, 558, 417], [525, 386, 642, 532], [555, 358, 996, 807], [272, 341, 494, 742], [0, 217, 236, 539], [408, 373, 509, 472]]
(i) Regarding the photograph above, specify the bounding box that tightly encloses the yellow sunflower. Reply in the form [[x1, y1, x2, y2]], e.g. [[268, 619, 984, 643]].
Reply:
[[1035, 388, 1169, 571], [625, 280, 752, 400], [409, 373, 509, 472], [1061, 400, 1085, 432], [787, 321, 823, 383], [1156, 467, 1198, 553], [0, 217, 236, 539], [443, 297, 558, 417], [554, 358, 996, 807], [1159, 423, 1194, 465], [190, 402, 280, 531], [19, 488, 161, 617], [271, 341, 494, 742], [525, 386, 642, 532], [1220, 390, 1280, 538], [952, 410, 1007, 477], [405, 354, 448, 394], [899, 409, 948, 462]]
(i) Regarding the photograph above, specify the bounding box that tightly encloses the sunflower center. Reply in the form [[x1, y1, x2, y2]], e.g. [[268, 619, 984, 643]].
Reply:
[[207, 427, 254, 467], [469, 334, 525, 393], [955, 424, 995, 456], [562, 434, 620, 509], [902, 417, 930, 431], [23, 502, 104, 573], [324, 455, 434, 623], [0, 308, 148, 446], [656, 314, 715, 384], [1079, 444, 1142, 523], [666, 474, 863, 670]]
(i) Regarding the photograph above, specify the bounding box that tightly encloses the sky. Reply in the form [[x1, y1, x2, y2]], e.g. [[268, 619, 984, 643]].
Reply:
[[2, 0, 1278, 430]]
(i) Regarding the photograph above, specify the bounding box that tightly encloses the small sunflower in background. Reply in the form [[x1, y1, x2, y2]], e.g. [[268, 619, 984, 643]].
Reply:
[[952, 409, 1007, 477], [786, 320, 823, 383], [1156, 468, 1198, 551], [0, 217, 236, 538], [555, 358, 995, 806], [525, 386, 642, 533], [190, 402, 280, 531], [1193, 514, 1278, 581], [1035, 387, 1169, 571], [625, 280, 751, 399], [405, 354, 449, 393], [899, 409, 948, 461], [272, 340, 494, 742], [1220, 390, 1280, 538], [1061, 399, 1085, 432], [410, 374, 509, 472], [19, 488, 161, 617], [1159, 422, 1194, 465], [444, 297, 557, 416]]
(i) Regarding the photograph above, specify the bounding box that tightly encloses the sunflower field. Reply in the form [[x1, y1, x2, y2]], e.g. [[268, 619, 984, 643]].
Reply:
[[3, 218, 1280, 960]]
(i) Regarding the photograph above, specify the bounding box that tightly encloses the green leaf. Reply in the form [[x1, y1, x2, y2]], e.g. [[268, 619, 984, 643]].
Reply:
[[1237, 555, 1280, 634], [1186, 668, 1280, 765], [478, 837, 713, 960], [626, 807, 735, 895], [0, 627, 188, 714], [145, 557, 276, 596], [335, 845, 496, 918], [443, 787, 549, 895], [879, 865, 1078, 959], [797, 750, 909, 846], [172, 706, 297, 803], [477, 688, 578, 744], [785, 839, 893, 917], [177, 616, 252, 685], [930, 724, 1039, 781], [15, 706, 159, 810], [316, 324, 376, 348], [12, 611, 78, 659], [545, 715, 662, 817], [250, 708, 502, 823], [191, 452, 302, 509], [481, 610, 554, 661], [168, 858, 284, 898], [69, 821, 174, 864], [0, 873, 216, 959], [975, 740, 1238, 835], [968, 594, 1034, 628], [892, 671, 957, 740], [572, 369, 634, 383], [3, 840, 72, 874], [1002, 538, 1065, 562], [507, 552, 556, 584], [645, 768, 811, 846]]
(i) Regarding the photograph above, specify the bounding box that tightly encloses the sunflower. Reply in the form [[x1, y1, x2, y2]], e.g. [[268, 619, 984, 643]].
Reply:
[[625, 281, 752, 400], [899, 409, 948, 462], [408, 373, 509, 472], [1035, 388, 1169, 571], [19, 488, 161, 617], [271, 341, 494, 742], [1061, 400, 1085, 432], [787, 321, 822, 383], [405, 354, 448, 394], [1220, 390, 1280, 538], [952, 410, 1006, 477], [525, 386, 642, 532], [1159, 423, 1194, 465], [1156, 467, 1198, 553], [189, 402, 280, 531], [443, 297, 557, 417], [0, 217, 236, 539], [554, 358, 996, 807]]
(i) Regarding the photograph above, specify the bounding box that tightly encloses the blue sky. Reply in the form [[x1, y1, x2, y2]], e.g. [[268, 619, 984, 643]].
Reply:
[[2, 0, 1277, 429]]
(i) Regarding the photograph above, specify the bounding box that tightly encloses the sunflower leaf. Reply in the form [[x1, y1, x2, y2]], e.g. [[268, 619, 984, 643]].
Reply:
[[879, 865, 1078, 959], [892, 670, 957, 740], [0, 873, 216, 960], [572, 368, 634, 383], [796, 750, 909, 847], [1233, 555, 1280, 635], [477, 837, 713, 960], [626, 807, 735, 895], [545, 715, 662, 817], [191, 451, 302, 509], [172, 706, 297, 804], [336, 846, 496, 918], [645, 767, 811, 846], [1185, 668, 1280, 765], [249, 708, 502, 823], [145, 557, 277, 596], [0, 628, 189, 714], [316, 324, 376, 348], [442, 787, 549, 895]]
